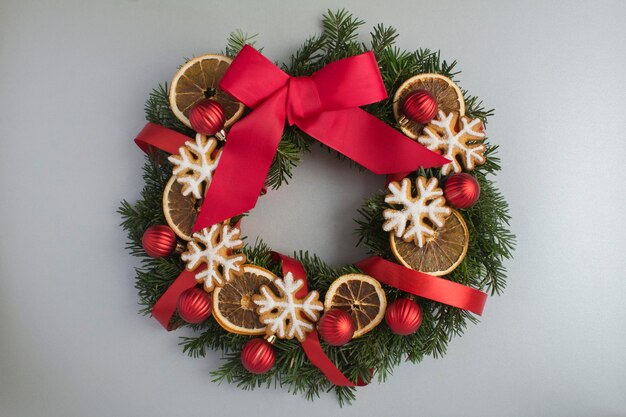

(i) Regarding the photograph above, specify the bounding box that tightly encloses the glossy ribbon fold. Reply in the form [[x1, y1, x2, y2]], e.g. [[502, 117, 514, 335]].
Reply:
[[150, 219, 242, 330], [356, 256, 487, 315], [193, 45, 448, 230], [135, 122, 190, 155], [151, 268, 201, 330]]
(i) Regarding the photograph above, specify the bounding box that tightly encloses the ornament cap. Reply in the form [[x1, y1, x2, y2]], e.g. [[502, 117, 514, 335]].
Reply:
[[175, 242, 186, 254], [214, 129, 226, 141]]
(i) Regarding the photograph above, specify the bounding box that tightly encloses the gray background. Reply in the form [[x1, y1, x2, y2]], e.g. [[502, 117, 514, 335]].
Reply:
[[1, 0, 625, 416]]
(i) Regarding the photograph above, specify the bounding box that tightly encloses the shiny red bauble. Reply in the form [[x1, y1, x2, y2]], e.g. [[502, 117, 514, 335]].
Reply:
[[318, 309, 355, 346], [177, 287, 213, 324], [141, 225, 178, 258], [188, 99, 226, 136], [444, 173, 481, 209], [402, 89, 438, 124], [385, 298, 423, 336], [241, 338, 275, 374]]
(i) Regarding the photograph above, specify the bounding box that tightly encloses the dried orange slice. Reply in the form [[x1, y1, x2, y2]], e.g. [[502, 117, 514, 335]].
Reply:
[[162, 176, 200, 241], [169, 54, 245, 129], [393, 73, 465, 138], [390, 210, 469, 276], [324, 274, 386, 337], [213, 265, 277, 335]]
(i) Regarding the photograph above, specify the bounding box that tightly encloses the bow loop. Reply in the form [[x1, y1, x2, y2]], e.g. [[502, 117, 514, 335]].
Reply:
[[287, 76, 323, 125], [312, 51, 388, 110], [219, 45, 289, 108], [189, 45, 448, 229]]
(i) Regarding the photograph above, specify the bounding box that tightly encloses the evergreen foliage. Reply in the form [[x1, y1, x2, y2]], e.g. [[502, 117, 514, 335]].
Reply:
[[119, 9, 514, 405]]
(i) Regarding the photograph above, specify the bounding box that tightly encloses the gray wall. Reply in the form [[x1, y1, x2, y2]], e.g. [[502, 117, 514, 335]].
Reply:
[[1, 0, 624, 416]]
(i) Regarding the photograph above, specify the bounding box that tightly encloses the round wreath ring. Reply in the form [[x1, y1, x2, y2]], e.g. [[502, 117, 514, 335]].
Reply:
[[119, 10, 514, 405]]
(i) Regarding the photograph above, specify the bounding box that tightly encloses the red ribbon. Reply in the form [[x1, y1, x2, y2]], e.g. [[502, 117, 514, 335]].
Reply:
[[193, 45, 448, 231], [151, 268, 201, 330], [272, 252, 365, 387], [150, 219, 242, 330], [356, 256, 487, 315], [135, 122, 189, 155]]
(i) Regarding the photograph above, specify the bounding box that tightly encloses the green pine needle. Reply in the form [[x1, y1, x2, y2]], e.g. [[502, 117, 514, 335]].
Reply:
[[120, 10, 514, 405], [224, 30, 260, 57]]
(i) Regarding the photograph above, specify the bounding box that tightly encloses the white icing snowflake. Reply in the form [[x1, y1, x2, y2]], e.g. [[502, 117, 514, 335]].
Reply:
[[181, 224, 246, 292], [418, 111, 486, 175], [383, 177, 451, 247], [168, 133, 221, 199], [253, 272, 324, 341]]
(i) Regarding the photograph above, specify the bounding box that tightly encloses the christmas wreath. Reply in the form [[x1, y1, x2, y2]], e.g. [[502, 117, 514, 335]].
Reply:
[[119, 10, 514, 405]]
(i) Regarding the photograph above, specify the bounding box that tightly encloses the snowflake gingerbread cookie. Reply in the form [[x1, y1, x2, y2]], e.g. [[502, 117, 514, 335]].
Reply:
[[168, 133, 221, 199], [417, 111, 486, 175], [383, 176, 451, 248], [253, 272, 324, 341], [181, 223, 246, 292]]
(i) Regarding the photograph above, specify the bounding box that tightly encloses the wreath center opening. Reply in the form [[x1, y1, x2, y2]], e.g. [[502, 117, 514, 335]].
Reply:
[[242, 146, 381, 265]]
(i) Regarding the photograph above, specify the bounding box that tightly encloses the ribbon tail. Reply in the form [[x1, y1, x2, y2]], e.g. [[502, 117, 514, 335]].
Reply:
[[152, 269, 199, 330], [272, 252, 364, 387], [297, 108, 449, 174], [135, 123, 191, 155], [301, 332, 356, 387], [194, 89, 288, 231], [356, 256, 487, 315]]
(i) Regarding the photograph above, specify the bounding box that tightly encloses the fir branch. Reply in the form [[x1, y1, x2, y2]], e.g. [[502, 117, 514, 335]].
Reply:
[[120, 11, 515, 405], [320, 9, 365, 61], [144, 83, 195, 137], [241, 238, 273, 266], [368, 24, 399, 56], [181, 320, 250, 357], [283, 35, 327, 76], [464, 92, 495, 124], [224, 30, 260, 58], [265, 127, 310, 189], [118, 155, 184, 313]]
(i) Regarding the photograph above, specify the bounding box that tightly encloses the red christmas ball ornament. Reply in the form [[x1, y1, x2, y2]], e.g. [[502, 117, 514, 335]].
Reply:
[[444, 173, 481, 209], [318, 309, 355, 346], [402, 89, 438, 124], [141, 225, 177, 258], [177, 287, 213, 324], [385, 298, 423, 336], [241, 338, 275, 374], [188, 99, 225, 136]]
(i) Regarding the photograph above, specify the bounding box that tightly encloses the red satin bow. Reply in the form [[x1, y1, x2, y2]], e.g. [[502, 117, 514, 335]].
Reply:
[[194, 45, 448, 231]]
